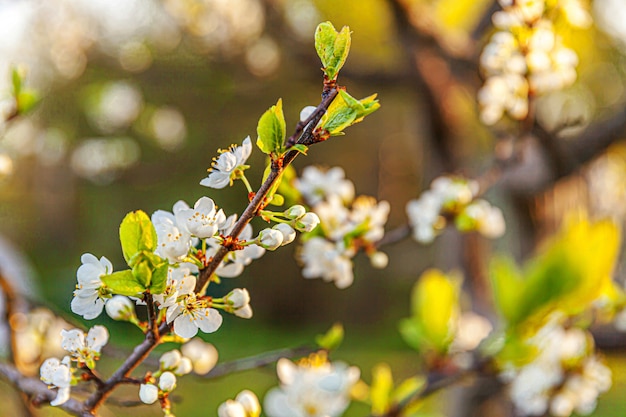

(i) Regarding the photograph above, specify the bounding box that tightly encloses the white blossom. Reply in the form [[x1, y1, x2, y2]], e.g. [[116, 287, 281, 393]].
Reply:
[[158, 371, 177, 392], [273, 223, 296, 246], [105, 295, 136, 321], [294, 166, 355, 206], [294, 212, 320, 233], [40, 356, 73, 406], [299, 237, 354, 289], [257, 228, 284, 250], [504, 318, 611, 417], [159, 349, 193, 375], [236, 390, 261, 416], [181, 338, 219, 375], [200, 136, 252, 189], [225, 288, 251, 309], [284, 205, 307, 219], [369, 251, 389, 269], [299, 105, 317, 122], [175, 196, 225, 239], [264, 355, 360, 417], [152, 206, 193, 264], [169, 293, 223, 338], [70, 253, 113, 320], [219, 390, 261, 417], [60, 325, 109, 369], [219, 400, 247, 417], [139, 383, 159, 404]]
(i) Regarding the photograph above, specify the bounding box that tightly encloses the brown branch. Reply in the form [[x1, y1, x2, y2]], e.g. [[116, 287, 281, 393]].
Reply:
[[82, 321, 170, 415], [202, 345, 316, 379], [194, 87, 339, 293], [0, 271, 18, 364], [0, 362, 85, 416], [366, 357, 492, 417]]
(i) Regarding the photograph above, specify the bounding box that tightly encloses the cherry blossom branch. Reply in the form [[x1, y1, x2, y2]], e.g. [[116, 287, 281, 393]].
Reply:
[[82, 322, 170, 415], [194, 87, 339, 293], [77, 88, 341, 415]]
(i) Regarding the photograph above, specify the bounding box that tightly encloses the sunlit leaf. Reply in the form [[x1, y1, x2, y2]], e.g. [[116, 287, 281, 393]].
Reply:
[[101, 269, 145, 297], [256, 98, 286, 155], [119, 210, 158, 265]]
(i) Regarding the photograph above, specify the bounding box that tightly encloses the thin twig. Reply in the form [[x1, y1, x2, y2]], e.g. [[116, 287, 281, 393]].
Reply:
[[194, 88, 339, 294], [0, 271, 18, 364], [0, 362, 86, 416], [202, 345, 316, 379]]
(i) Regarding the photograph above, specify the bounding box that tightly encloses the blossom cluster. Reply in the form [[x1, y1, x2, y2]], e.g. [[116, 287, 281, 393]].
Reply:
[[40, 325, 109, 406], [406, 176, 505, 244], [478, 0, 591, 125], [263, 352, 360, 417], [139, 340, 219, 408], [294, 165, 390, 288], [501, 317, 611, 417]]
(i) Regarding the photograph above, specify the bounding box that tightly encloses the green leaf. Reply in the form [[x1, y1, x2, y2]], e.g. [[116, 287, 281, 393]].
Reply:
[[489, 257, 524, 324], [256, 98, 286, 155], [315, 22, 337, 68], [101, 270, 145, 297], [370, 363, 393, 416], [320, 91, 380, 136], [11, 67, 22, 96], [315, 322, 344, 350], [269, 193, 285, 206], [149, 263, 169, 295], [290, 144, 308, 155], [16, 90, 39, 114], [314, 22, 351, 80], [119, 210, 158, 265], [132, 261, 152, 287]]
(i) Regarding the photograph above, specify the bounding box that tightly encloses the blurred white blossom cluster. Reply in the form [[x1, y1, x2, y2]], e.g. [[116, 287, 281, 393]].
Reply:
[[406, 176, 505, 244], [294, 166, 390, 289], [12, 308, 72, 376], [263, 353, 360, 417], [501, 317, 611, 417], [478, 0, 591, 125]]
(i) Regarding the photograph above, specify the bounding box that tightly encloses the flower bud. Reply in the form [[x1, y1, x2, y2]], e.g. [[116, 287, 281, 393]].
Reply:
[[294, 212, 320, 232], [299, 105, 317, 122], [235, 390, 261, 417], [257, 228, 284, 250], [369, 251, 389, 269], [284, 205, 306, 219], [218, 400, 247, 417], [105, 295, 137, 321], [139, 383, 159, 404], [175, 357, 193, 376], [234, 304, 253, 319], [158, 371, 177, 392], [226, 288, 250, 309], [160, 350, 182, 371], [273, 223, 296, 245], [181, 338, 219, 375]]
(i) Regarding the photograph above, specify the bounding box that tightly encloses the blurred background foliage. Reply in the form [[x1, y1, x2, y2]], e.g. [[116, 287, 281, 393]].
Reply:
[[0, 0, 626, 415]]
